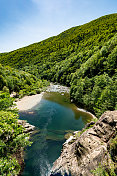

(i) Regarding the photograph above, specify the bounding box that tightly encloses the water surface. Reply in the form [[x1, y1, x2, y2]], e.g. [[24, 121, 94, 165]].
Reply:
[[20, 91, 93, 176]]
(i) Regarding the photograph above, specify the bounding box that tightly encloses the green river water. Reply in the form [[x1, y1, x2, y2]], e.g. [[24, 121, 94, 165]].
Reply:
[[19, 88, 93, 176]]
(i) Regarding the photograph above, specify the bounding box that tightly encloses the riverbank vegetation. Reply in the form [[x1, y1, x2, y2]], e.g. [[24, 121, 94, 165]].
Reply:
[[0, 91, 31, 175], [0, 64, 49, 98]]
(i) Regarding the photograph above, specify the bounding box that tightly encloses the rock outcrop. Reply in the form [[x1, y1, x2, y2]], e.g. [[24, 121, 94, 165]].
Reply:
[[17, 120, 35, 175], [18, 119, 35, 134], [50, 111, 117, 176]]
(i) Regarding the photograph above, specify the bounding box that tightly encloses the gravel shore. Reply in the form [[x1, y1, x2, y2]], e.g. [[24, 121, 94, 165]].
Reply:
[[15, 92, 44, 111]]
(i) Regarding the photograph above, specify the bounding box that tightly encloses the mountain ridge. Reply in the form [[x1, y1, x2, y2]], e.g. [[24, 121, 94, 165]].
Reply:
[[1, 13, 116, 54], [0, 13, 117, 67]]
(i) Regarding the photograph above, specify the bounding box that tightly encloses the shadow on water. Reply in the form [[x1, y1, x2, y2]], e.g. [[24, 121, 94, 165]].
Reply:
[[43, 92, 93, 123], [20, 91, 93, 176]]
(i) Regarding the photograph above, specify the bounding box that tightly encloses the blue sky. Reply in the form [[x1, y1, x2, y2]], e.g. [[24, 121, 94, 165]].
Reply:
[[0, 0, 117, 53]]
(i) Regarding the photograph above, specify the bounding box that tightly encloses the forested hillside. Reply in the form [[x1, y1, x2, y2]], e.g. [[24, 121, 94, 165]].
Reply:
[[0, 64, 49, 98], [0, 13, 117, 117]]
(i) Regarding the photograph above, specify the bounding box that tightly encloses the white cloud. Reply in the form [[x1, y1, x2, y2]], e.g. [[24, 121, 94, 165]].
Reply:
[[31, 0, 72, 15]]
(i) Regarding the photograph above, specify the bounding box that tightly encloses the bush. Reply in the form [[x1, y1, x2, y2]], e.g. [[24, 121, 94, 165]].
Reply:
[[0, 92, 14, 110], [2, 86, 9, 93], [0, 110, 32, 175], [28, 90, 36, 95]]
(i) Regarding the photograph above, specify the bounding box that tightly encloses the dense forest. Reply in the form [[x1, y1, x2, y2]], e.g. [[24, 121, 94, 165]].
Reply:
[[0, 64, 49, 98], [0, 13, 117, 175]]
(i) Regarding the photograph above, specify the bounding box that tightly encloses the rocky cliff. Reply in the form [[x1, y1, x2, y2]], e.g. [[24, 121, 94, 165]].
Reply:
[[50, 111, 117, 176]]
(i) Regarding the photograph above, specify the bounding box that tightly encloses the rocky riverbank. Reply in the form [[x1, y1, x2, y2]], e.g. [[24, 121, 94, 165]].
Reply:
[[50, 111, 117, 176], [17, 120, 35, 175], [18, 120, 35, 134], [46, 83, 70, 94]]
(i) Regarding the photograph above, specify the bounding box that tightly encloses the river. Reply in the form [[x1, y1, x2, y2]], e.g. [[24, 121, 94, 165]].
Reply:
[[19, 85, 93, 176]]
